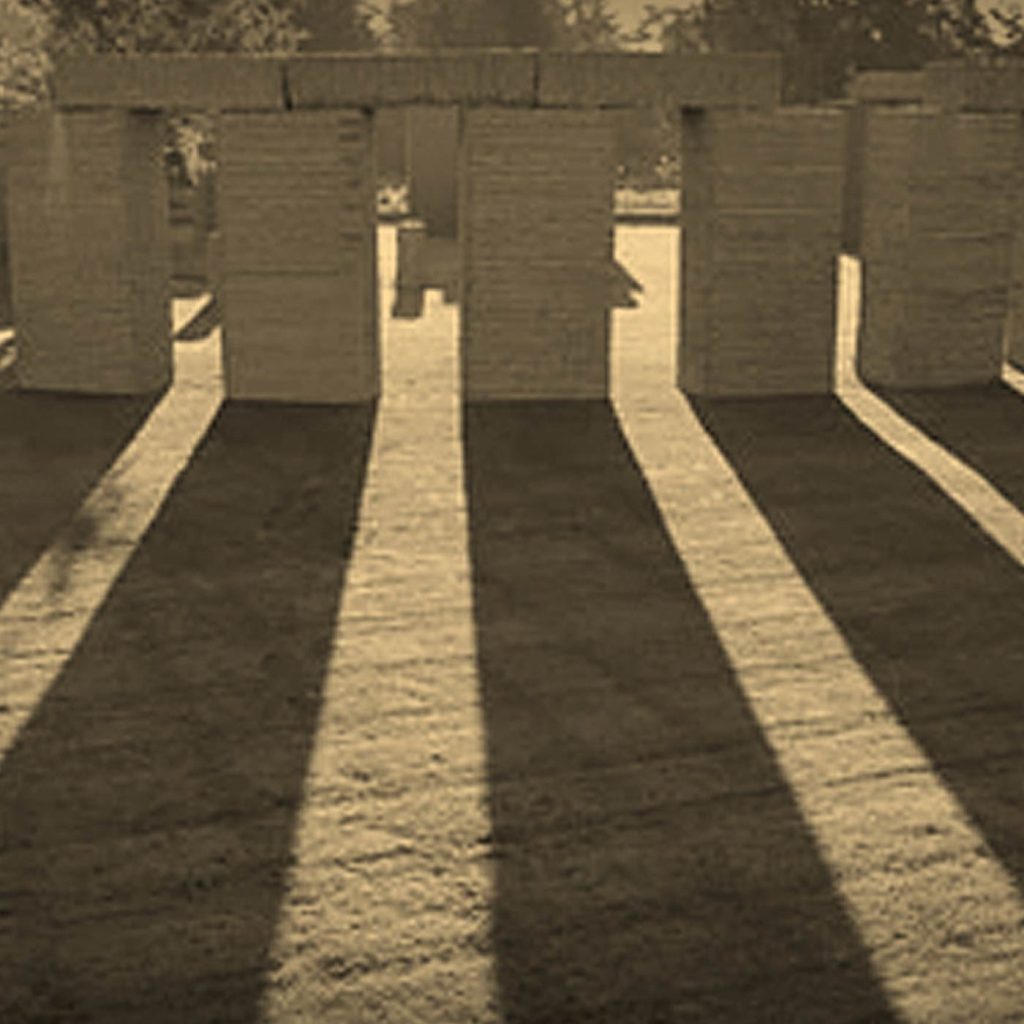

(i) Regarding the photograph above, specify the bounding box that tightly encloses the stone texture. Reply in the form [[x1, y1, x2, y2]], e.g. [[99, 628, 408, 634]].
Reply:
[[6, 109, 171, 394], [407, 106, 459, 238], [537, 52, 782, 109], [848, 70, 926, 104], [52, 52, 783, 112], [1006, 184, 1024, 371], [460, 108, 614, 400], [858, 109, 1019, 388], [842, 71, 927, 256], [287, 50, 537, 108], [925, 60, 1024, 111], [0, 113, 12, 328], [217, 110, 378, 403], [53, 55, 286, 111], [678, 108, 844, 397]]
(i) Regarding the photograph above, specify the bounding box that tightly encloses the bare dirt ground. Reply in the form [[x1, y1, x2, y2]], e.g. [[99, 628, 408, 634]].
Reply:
[[2, 227, 1024, 1023]]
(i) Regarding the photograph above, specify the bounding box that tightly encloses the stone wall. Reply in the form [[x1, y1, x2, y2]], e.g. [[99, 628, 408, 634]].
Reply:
[[217, 110, 378, 403], [6, 109, 171, 394], [0, 113, 12, 328], [858, 109, 1019, 388], [460, 108, 614, 400], [1005, 179, 1024, 371], [679, 108, 844, 396], [407, 107, 458, 238]]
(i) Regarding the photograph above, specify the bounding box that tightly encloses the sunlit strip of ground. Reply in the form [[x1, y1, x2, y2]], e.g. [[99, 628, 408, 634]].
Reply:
[[0, 304, 222, 763], [261, 233, 497, 1021], [614, 227, 1024, 1021], [836, 256, 1024, 565]]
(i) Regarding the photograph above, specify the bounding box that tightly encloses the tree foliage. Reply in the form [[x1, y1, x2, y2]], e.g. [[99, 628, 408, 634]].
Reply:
[[16, 0, 314, 57], [0, 0, 52, 106], [636, 0, 1014, 101], [383, 0, 627, 50]]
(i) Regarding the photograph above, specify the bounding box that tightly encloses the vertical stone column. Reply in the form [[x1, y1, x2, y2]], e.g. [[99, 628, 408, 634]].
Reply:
[[679, 108, 844, 396], [1008, 229, 1024, 372], [858, 108, 1018, 388], [6, 109, 171, 394], [461, 108, 614, 401], [1006, 121, 1024, 372], [0, 112, 13, 329], [408, 106, 459, 238], [218, 110, 378, 404]]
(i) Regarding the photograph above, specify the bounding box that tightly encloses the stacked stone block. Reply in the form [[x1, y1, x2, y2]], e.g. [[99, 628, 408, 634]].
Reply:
[[460, 108, 614, 400], [858, 109, 1019, 388], [217, 110, 378, 403], [678, 108, 844, 396], [841, 70, 927, 256], [1004, 176, 1024, 372], [0, 113, 12, 328], [6, 109, 171, 394], [408, 106, 459, 238]]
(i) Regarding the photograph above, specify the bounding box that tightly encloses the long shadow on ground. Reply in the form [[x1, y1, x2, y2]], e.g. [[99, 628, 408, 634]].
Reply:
[[0, 391, 159, 604], [0, 402, 375, 1024], [691, 396, 1024, 892], [875, 382, 1024, 512], [463, 401, 896, 1024]]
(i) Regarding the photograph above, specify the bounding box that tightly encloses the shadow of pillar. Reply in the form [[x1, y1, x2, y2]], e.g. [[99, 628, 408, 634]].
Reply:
[[0, 391, 159, 603], [873, 382, 1024, 513], [463, 400, 895, 1024], [691, 394, 1024, 898], [0, 401, 376, 1024]]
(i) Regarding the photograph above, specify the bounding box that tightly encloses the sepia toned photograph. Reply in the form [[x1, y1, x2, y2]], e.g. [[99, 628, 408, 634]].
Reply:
[[1, 1, 1024, 1021]]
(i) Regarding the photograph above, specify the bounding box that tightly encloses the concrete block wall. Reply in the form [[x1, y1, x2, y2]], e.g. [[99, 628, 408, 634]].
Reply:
[[0, 114, 12, 328], [6, 109, 171, 394], [408, 106, 459, 238], [53, 55, 286, 111], [52, 53, 784, 112], [460, 108, 614, 400], [858, 109, 1019, 388], [537, 52, 781, 108], [1005, 171, 1024, 371], [217, 110, 378, 403], [678, 108, 844, 396]]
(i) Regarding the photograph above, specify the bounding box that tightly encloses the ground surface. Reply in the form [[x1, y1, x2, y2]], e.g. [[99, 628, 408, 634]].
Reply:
[[1, 227, 1024, 1023]]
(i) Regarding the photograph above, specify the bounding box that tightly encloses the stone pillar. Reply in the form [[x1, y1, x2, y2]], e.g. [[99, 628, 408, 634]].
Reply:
[[858, 108, 1018, 388], [679, 108, 844, 396], [6, 109, 171, 394], [0, 112, 12, 329], [1006, 125, 1024, 372], [839, 100, 865, 256], [1008, 228, 1024, 371], [461, 108, 614, 401], [407, 106, 459, 238], [217, 110, 378, 404]]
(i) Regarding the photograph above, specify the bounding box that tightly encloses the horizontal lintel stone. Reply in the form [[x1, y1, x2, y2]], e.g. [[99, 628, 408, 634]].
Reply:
[[287, 50, 537, 107], [847, 70, 926, 104], [52, 55, 286, 110], [536, 52, 782, 108], [925, 61, 1024, 111], [50, 51, 784, 111]]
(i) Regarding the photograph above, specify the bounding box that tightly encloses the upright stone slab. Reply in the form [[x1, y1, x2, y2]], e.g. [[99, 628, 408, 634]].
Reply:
[[218, 110, 378, 403], [408, 107, 458, 238], [858, 109, 1019, 388], [679, 108, 844, 396], [1005, 122, 1024, 372], [0, 113, 12, 328], [1009, 221, 1024, 371], [461, 108, 614, 400], [6, 109, 171, 394]]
